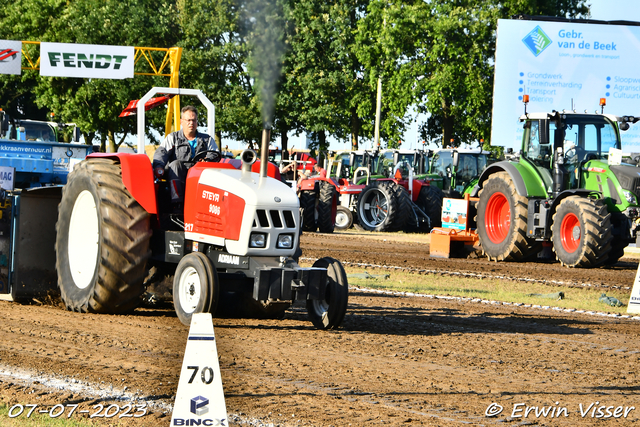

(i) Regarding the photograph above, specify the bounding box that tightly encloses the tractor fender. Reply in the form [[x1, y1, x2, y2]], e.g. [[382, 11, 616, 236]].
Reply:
[[298, 177, 321, 192], [86, 153, 157, 215], [476, 161, 546, 198], [411, 179, 429, 202]]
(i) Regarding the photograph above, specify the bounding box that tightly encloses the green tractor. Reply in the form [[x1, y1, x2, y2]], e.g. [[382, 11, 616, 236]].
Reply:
[[427, 149, 494, 198], [422, 148, 495, 228], [475, 107, 640, 267]]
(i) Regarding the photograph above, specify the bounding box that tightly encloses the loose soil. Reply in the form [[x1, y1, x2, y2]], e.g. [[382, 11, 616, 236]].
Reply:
[[0, 231, 639, 426]]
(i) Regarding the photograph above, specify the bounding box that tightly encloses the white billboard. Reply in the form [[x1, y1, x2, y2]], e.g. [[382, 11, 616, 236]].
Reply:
[[0, 40, 22, 75], [40, 42, 134, 79], [492, 19, 640, 152]]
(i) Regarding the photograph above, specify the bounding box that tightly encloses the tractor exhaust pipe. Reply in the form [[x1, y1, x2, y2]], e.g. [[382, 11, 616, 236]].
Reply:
[[241, 149, 257, 177], [260, 125, 271, 179]]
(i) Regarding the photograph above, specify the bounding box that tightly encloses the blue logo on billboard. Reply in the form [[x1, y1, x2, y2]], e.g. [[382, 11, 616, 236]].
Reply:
[[190, 395, 209, 416], [522, 26, 552, 57]]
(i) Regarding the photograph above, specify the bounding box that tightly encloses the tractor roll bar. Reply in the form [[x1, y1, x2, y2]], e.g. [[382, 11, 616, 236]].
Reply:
[[136, 87, 215, 154]]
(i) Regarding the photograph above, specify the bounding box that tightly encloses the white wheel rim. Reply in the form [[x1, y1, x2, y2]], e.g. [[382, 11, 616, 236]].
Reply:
[[68, 190, 100, 290], [335, 210, 348, 228], [178, 266, 201, 314], [362, 190, 388, 226]]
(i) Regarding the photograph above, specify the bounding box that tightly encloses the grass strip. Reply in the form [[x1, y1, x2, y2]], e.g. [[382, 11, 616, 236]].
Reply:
[[308, 262, 633, 315]]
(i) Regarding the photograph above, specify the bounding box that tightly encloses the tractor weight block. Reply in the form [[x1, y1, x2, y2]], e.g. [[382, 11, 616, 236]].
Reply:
[[254, 268, 282, 301], [299, 267, 327, 301], [253, 268, 297, 301]]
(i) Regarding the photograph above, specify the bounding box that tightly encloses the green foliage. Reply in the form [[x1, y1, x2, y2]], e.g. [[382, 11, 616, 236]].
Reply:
[[0, 0, 590, 151], [0, 0, 177, 150]]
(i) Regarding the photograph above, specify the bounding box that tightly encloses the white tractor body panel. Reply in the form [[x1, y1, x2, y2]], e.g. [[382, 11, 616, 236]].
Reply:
[[185, 168, 300, 257]]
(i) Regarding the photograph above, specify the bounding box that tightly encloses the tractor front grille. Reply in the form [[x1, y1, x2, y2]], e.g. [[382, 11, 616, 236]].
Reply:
[[254, 209, 297, 229]]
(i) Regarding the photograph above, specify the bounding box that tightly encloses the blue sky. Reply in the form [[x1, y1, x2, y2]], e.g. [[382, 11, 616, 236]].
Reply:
[[223, 1, 640, 152]]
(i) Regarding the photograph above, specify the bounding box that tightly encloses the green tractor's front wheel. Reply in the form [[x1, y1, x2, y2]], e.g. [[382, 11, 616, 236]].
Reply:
[[477, 172, 539, 261], [551, 196, 613, 267]]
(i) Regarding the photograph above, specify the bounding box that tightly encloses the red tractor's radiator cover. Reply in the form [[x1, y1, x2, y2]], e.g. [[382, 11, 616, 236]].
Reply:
[[184, 167, 245, 241]]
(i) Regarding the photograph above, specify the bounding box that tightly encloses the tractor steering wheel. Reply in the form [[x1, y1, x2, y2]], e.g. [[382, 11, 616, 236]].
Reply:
[[192, 150, 222, 163]]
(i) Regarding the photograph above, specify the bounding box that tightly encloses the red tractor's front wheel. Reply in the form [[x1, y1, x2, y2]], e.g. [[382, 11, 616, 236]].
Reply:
[[477, 172, 538, 261], [551, 196, 613, 267]]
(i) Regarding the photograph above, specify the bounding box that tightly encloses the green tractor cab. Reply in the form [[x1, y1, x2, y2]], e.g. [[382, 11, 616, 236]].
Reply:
[[475, 106, 640, 267], [426, 148, 496, 198]]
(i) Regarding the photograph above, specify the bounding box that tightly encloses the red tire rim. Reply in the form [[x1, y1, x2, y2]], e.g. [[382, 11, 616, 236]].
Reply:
[[560, 212, 581, 253], [485, 192, 511, 244]]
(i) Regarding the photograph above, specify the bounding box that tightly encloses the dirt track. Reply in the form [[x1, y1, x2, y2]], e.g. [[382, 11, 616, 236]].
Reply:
[[0, 231, 639, 426]]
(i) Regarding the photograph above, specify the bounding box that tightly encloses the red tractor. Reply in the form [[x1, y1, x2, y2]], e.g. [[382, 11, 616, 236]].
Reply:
[[355, 149, 439, 232], [295, 152, 368, 232], [54, 88, 349, 329]]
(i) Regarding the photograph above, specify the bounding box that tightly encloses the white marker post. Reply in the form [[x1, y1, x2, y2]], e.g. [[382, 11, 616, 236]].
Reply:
[[170, 313, 228, 426], [627, 263, 640, 314]]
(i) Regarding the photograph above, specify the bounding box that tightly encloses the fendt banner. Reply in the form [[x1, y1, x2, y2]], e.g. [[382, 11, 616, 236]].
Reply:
[[492, 19, 640, 152], [40, 42, 134, 79], [0, 40, 22, 75]]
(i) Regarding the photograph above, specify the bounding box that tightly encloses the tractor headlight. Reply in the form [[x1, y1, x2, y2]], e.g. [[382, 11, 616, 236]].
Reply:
[[249, 233, 267, 248], [276, 234, 294, 249], [624, 190, 636, 204]]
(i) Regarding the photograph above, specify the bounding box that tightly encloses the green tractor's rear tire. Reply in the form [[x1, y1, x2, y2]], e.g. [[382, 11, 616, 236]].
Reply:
[[477, 172, 539, 261], [551, 196, 613, 267], [317, 181, 337, 233], [299, 190, 317, 232], [606, 241, 628, 266], [56, 158, 152, 314]]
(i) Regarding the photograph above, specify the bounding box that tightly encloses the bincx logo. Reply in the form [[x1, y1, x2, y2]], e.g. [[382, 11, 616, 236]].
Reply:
[[190, 395, 209, 416], [0, 48, 19, 63], [522, 26, 552, 57]]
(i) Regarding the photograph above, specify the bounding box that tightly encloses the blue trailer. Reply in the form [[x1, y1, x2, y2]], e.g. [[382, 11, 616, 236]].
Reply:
[[0, 114, 92, 301]]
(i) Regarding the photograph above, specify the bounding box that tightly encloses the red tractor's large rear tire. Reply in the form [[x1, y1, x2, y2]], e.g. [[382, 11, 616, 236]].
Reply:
[[317, 181, 337, 233], [56, 158, 152, 314], [357, 181, 407, 232], [388, 183, 411, 232], [416, 185, 444, 230], [299, 190, 317, 232], [477, 172, 538, 261], [551, 196, 613, 267]]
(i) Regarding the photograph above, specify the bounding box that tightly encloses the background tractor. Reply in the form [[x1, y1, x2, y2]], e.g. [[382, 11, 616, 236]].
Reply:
[[53, 87, 349, 329], [420, 148, 495, 229], [355, 148, 438, 232], [475, 101, 640, 268]]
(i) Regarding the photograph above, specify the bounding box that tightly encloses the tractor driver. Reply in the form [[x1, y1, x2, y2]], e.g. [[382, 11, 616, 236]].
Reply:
[[152, 105, 219, 210]]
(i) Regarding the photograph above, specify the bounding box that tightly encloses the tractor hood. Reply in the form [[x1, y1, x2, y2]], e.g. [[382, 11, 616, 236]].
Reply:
[[610, 164, 640, 200], [184, 167, 300, 256]]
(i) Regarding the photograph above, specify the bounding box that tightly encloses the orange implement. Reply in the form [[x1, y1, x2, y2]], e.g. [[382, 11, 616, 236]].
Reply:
[[430, 228, 480, 258]]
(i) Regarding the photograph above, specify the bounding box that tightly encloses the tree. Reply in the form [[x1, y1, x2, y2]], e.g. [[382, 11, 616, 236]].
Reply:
[[357, 0, 589, 148], [284, 0, 376, 151], [176, 0, 264, 148], [0, 0, 179, 151], [356, 0, 429, 148]]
